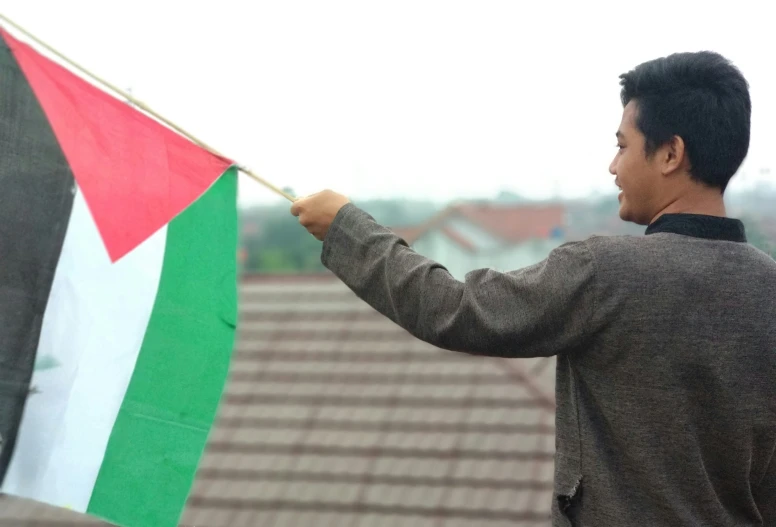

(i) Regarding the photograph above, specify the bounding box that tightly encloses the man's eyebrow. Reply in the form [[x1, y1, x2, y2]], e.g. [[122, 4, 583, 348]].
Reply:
[[616, 131, 624, 139]]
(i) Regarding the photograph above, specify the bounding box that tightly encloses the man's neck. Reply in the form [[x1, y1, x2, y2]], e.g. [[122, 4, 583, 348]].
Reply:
[[649, 187, 726, 225]]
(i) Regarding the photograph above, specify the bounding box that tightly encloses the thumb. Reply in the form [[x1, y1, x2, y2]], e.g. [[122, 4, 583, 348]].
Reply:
[[290, 199, 304, 217]]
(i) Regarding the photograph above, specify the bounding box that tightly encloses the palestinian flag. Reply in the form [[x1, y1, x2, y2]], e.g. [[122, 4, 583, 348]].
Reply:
[[0, 26, 238, 527]]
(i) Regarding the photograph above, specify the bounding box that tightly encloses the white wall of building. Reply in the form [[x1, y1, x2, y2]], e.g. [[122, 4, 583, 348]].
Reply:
[[412, 230, 474, 280], [410, 221, 564, 281]]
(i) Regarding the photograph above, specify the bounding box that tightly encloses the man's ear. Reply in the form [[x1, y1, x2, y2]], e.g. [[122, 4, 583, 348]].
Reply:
[[661, 135, 687, 175]]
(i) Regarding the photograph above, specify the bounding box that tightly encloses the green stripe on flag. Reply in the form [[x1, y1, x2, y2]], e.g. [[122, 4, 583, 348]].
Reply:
[[87, 167, 238, 527]]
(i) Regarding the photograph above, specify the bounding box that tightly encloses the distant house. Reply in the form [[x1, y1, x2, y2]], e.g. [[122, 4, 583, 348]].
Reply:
[[392, 202, 567, 280]]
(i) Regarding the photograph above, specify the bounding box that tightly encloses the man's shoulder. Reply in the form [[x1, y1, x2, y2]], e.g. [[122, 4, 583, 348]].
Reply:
[[567, 232, 776, 272], [581, 233, 647, 248], [551, 234, 647, 259], [551, 234, 688, 272], [536, 235, 648, 278]]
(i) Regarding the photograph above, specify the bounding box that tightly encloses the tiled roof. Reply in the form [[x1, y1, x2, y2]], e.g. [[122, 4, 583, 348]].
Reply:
[[392, 203, 566, 247], [0, 274, 557, 527], [455, 204, 565, 243]]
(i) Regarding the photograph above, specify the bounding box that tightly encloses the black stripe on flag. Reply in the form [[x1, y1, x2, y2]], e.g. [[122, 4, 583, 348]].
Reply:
[[0, 32, 76, 483]]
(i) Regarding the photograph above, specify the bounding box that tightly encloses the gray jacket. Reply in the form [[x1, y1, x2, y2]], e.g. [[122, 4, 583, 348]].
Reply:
[[320, 204, 776, 526]]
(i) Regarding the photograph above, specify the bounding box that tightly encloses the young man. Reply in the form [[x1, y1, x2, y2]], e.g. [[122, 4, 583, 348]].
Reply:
[[291, 52, 776, 526]]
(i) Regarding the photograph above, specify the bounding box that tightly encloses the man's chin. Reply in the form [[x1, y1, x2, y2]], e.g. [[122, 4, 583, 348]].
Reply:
[[618, 204, 650, 226], [617, 199, 631, 222]]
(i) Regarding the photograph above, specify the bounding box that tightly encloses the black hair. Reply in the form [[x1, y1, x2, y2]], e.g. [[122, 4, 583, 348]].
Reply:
[[619, 51, 751, 192]]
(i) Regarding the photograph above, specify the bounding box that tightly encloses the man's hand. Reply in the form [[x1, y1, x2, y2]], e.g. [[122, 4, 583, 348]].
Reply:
[[290, 189, 351, 241]]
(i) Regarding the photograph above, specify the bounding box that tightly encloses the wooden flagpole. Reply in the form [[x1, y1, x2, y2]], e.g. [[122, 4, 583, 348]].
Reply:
[[0, 13, 297, 203]]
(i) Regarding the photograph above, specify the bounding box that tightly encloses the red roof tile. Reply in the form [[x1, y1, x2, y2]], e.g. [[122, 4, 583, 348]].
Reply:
[[1, 273, 556, 527]]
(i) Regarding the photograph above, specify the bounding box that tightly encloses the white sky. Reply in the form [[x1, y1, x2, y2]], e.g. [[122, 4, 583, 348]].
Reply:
[[3, 1, 774, 206]]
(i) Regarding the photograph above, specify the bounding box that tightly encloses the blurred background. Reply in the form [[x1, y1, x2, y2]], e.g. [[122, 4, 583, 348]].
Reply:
[[1, 1, 774, 526]]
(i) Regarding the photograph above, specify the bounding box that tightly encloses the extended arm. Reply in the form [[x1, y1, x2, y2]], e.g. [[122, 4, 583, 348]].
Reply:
[[320, 203, 598, 358]]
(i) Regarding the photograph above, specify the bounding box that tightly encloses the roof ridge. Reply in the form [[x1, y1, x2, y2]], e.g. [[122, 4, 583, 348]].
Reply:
[[391, 201, 566, 245]]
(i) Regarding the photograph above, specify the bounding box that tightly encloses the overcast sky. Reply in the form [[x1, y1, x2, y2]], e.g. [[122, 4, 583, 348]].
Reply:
[[3, 1, 774, 206]]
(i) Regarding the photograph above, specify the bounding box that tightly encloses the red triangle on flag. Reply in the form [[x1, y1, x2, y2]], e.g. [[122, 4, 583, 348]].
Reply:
[[1, 28, 234, 262]]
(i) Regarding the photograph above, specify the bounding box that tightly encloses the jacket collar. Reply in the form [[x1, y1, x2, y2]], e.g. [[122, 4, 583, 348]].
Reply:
[[645, 213, 747, 242]]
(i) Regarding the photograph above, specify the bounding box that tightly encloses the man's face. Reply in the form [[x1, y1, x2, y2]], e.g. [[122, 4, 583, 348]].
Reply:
[[609, 101, 664, 225]]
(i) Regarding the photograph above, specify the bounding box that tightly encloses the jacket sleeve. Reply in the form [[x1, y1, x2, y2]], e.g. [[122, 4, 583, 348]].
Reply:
[[320, 203, 599, 358]]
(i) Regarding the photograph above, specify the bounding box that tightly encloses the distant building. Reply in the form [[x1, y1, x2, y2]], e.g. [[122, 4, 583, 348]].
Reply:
[[392, 202, 567, 280]]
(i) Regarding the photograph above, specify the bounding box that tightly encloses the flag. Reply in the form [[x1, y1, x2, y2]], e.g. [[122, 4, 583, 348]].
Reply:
[[0, 26, 238, 527]]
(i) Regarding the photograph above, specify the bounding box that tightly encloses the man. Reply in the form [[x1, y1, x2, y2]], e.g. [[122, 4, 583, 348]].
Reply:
[[291, 52, 776, 526]]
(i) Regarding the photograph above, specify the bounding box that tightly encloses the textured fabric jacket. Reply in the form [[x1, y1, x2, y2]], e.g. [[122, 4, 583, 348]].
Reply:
[[320, 204, 776, 526]]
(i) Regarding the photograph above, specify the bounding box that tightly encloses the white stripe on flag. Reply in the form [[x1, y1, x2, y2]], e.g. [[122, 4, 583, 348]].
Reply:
[[2, 188, 166, 511]]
